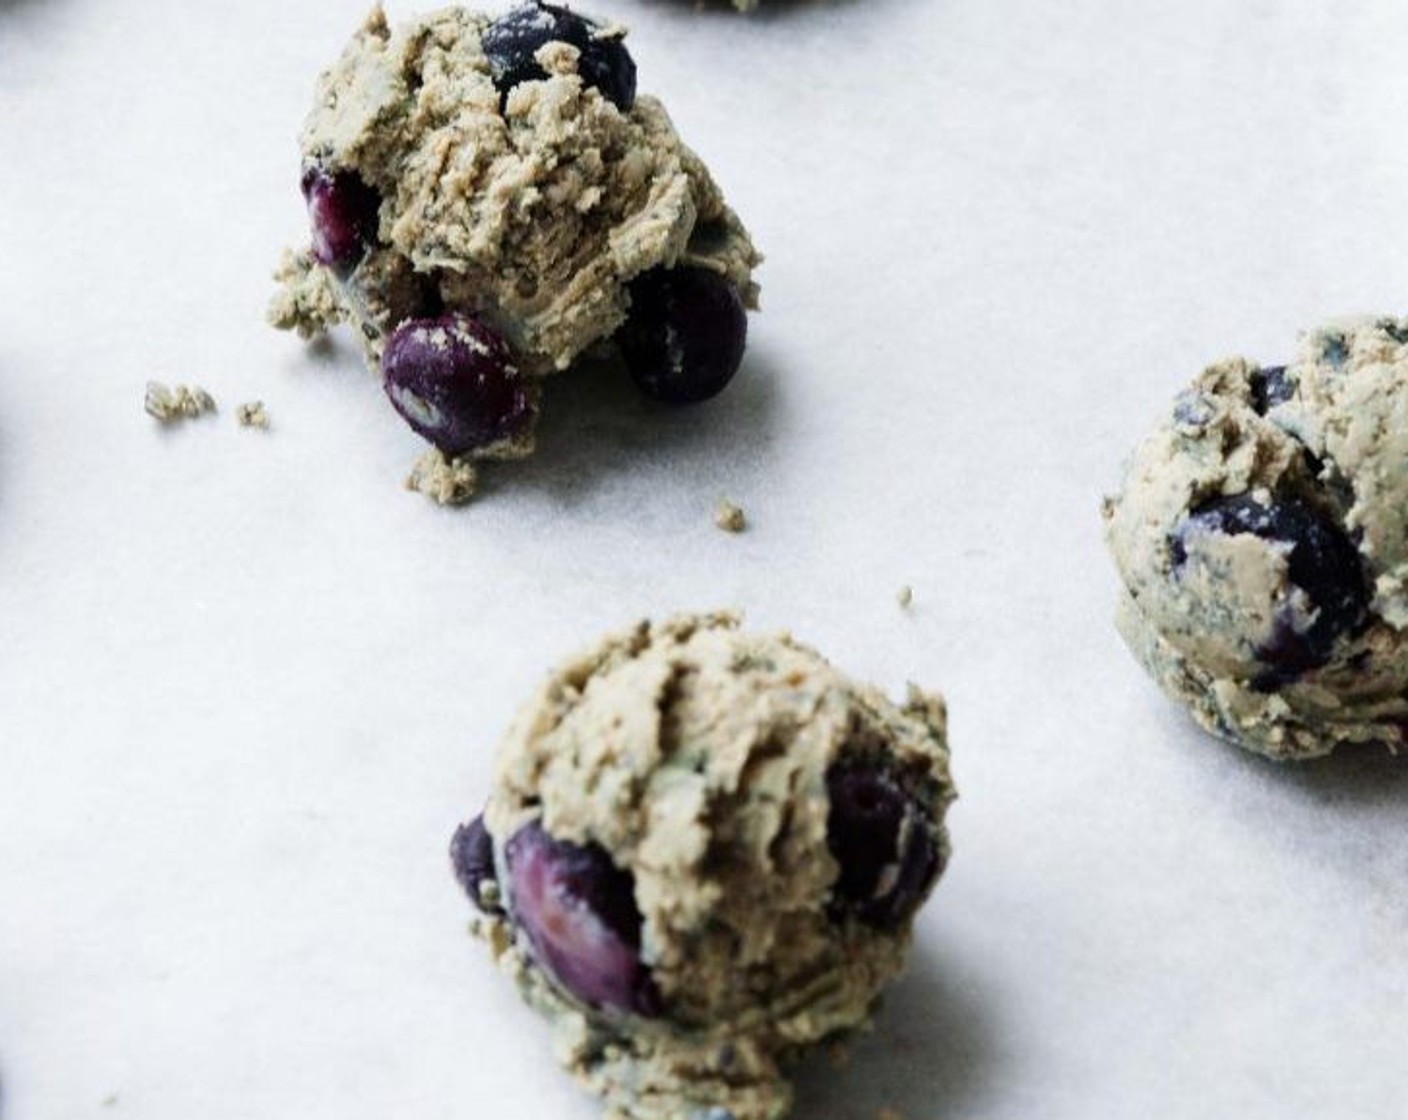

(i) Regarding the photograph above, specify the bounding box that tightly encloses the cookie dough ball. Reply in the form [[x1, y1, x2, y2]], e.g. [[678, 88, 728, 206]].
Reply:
[[269, 4, 761, 499], [1104, 317, 1408, 759], [450, 613, 955, 1120]]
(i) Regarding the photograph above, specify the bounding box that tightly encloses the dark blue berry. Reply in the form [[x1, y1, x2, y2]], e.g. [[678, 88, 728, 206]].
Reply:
[[504, 821, 660, 1016], [619, 267, 747, 405], [826, 763, 941, 929], [450, 815, 502, 914], [1320, 334, 1349, 367], [1172, 494, 1369, 676], [301, 167, 380, 276], [483, 2, 636, 112], [381, 313, 535, 455], [1378, 319, 1408, 346], [1249, 366, 1294, 414]]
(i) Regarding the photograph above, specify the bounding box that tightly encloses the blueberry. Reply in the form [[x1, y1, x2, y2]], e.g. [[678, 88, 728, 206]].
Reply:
[[504, 821, 660, 1016], [381, 313, 535, 455], [826, 763, 941, 929], [450, 815, 502, 914], [483, 2, 636, 112], [1249, 366, 1294, 414], [1173, 391, 1214, 429], [1172, 494, 1369, 676], [301, 167, 380, 276], [618, 267, 748, 405], [1320, 333, 1349, 367], [1379, 319, 1408, 346]]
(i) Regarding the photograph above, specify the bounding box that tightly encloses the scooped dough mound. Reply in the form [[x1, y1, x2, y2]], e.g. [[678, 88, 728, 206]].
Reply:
[[1104, 316, 1408, 759], [454, 613, 956, 1120], [269, 4, 760, 486]]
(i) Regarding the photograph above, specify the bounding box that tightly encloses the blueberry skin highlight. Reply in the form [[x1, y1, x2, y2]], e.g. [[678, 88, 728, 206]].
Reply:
[[1249, 366, 1294, 414], [504, 821, 661, 1017], [1171, 494, 1369, 678], [619, 267, 748, 405], [381, 313, 535, 455], [826, 763, 942, 929], [483, 1, 637, 111], [301, 167, 380, 276], [450, 815, 502, 914]]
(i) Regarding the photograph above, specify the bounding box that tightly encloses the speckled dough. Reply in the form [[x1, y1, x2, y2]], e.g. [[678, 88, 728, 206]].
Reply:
[[1104, 317, 1408, 759], [269, 5, 760, 438], [473, 613, 955, 1120]]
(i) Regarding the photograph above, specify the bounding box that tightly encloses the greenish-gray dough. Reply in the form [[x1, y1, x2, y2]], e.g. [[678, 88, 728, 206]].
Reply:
[[1104, 317, 1408, 759], [268, 5, 760, 498], [466, 613, 956, 1120]]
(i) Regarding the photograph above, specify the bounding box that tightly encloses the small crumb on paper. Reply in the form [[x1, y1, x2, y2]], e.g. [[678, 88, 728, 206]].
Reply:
[[714, 498, 746, 533], [897, 585, 914, 609], [236, 401, 270, 429], [407, 447, 478, 506], [144, 381, 216, 423]]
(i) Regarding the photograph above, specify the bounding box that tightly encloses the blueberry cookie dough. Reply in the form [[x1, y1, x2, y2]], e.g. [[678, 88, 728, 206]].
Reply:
[[269, 3, 760, 501], [450, 613, 955, 1120], [1104, 317, 1408, 759]]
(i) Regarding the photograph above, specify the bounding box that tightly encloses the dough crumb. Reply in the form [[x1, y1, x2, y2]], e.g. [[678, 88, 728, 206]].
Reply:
[[534, 40, 581, 77], [145, 381, 216, 423], [268, 248, 342, 340], [897, 585, 914, 609], [406, 447, 478, 506], [714, 498, 746, 533], [236, 401, 270, 429]]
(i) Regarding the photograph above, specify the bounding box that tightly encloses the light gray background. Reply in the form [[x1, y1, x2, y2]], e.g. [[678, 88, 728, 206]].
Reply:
[[2, 0, 1405, 1117]]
